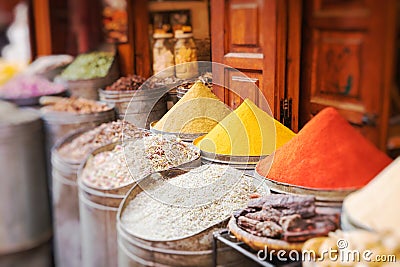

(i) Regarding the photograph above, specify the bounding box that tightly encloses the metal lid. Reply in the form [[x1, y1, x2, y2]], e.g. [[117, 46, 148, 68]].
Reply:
[[174, 30, 193, 39]]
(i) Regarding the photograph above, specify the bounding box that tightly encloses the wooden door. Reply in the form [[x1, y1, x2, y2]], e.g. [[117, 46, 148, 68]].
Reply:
[[211, 0, 280, 116], [300, 0, 397, 149]]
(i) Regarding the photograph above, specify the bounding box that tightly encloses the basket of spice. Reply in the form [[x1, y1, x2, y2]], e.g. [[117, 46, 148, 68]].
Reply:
[[0, 75, 67, 106], [24, 54, 73, 81], [55, 49, 119, 100], [194, 98, 295, 173], [255, 107, 392, 211], [150, 81, 231, 142], [77, 135, 200, 267], [51, 120, 148, 267], [228, 194, 340, 253], [117, 164, 269, 267]]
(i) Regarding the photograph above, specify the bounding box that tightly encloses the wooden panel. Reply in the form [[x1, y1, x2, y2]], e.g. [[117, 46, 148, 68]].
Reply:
[[31, 0, 52, 56], [225, 69, 262, 109], [300, 0, 397, 149], [229, 3, 258, 46]]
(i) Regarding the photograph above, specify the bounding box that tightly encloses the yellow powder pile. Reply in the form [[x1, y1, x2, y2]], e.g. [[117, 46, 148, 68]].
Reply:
[[197, 99, 295, 156], [154, 81, 231, 133]]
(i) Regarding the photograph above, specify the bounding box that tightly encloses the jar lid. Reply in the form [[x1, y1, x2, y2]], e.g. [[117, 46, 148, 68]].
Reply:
[[174, 30, 193, 39], [153, 33, 173, 39]]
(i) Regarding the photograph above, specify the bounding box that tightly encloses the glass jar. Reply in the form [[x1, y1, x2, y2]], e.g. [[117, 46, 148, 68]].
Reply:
[[174, 31, 198, 79], [152, 33, 175, 78]]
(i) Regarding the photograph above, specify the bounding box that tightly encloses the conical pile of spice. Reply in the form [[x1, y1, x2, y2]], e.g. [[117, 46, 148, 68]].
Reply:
[[197, 99, 295, 156], [153, 81, 231, 133], [257, 107, 392, 190], [343, 157, 400, 237]]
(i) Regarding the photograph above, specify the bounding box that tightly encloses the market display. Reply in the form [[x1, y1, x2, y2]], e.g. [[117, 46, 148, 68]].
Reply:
[[0, 75, 65, 99], [80, 135, 199, 189], [230, 195, 339, 248], [174, 31, 198, 79], [152, 33, 175, 77], [302, 230, 400, 266], [196, 99, 295, 156], [153, 81, 231, 134], [257, 107, 392, 190], [342, 157, 400, 236], [42, 97, 111, 114], [120, 164, 267, 241], [57, 120, 149, 162], [105, 74, 146, 91], [60, 52, 114, 80]]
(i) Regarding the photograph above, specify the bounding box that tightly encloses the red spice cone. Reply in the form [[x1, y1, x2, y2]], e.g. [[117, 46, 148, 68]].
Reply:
[[256, 107, 392, 190]]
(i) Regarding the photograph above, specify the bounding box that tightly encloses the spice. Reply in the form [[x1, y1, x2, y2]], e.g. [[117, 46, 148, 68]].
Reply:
[[257, 107, 392, 189], [152, 33, 174, 77], [197, 99, 295, 156], [105, 75, 146, 91], [81, 135, 199, 189], [57, 120, 150, 162], [60, 52, 114, 80], [121, 165, 267, 242], [343, 157, 400, 236], [43, 97, 111, 114], [154, 81, 231, 134], [0, 75, 65, 99]]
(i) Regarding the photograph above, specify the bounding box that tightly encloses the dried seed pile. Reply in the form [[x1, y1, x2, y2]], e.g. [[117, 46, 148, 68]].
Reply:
[[105, 75, 146, 91], [81, 135, 199, 189], [57, 120, 150, 162], [121, 165, 267, 241], [45, 97, 111, 114]]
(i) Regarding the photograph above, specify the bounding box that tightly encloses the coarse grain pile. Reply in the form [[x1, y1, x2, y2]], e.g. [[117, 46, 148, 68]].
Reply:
[[257, 107, 392, 190], [57, 120, 150, 162], [105, 74, 146, 91], [343, 157, 400, 237], [121, 164, 267, 241], [154, 81, 231, 134], [80, 135, 199, 189], [197, 99, 295, 156], [43, 97, 111, 114]]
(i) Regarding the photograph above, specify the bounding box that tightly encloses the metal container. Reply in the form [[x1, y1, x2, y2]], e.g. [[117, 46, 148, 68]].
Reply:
[[50, 129, 91, 267], [78, 141, 200, 267], [99, 87, 167, 129], [116, 170, 268, 267], [54, 57, 119, 100], [0, 240, 52, 267], [41, 106, 115, 165], [0, 112, 52, 264]]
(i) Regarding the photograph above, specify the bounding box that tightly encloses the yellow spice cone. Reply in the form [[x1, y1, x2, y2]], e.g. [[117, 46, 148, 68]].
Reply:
[[197, 99, 295, 156], [154, 81, 231, 133]]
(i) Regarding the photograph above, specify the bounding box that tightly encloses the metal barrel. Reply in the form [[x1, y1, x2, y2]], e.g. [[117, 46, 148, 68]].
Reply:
[[50, 129, 93, 267], [99, 88, 167, 129], [54, 58, 119, 100], [0, 113, 52, 265], [77, 142, 134, 267], [116, 170, 256, 267]]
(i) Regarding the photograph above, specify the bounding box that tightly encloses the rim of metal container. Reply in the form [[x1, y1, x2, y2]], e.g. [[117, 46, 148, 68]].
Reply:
[[149, 121, 206, 142], [40, 105, 115, 124], [0, 115, 42, 139], [77, 137, 201, 198], [254, 169, 357, 202], [116, 169, 269, 243]]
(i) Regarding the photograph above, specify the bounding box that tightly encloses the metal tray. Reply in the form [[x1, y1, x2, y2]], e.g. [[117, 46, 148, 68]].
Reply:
[[254, 169, 355, 203]]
